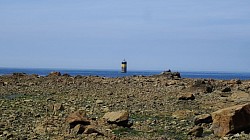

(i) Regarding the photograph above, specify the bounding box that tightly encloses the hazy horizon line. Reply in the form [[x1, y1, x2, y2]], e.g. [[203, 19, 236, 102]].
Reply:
[[1, 66, 250, 73]]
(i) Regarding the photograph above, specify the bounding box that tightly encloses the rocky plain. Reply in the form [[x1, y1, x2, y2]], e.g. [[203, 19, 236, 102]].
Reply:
[[1, 71, 250, 140]]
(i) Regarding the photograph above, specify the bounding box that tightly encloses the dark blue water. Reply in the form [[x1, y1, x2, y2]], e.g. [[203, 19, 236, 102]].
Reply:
[[0, 68, 160, 77], [182, 71, 250, 80], [0, 68, 250, 80]]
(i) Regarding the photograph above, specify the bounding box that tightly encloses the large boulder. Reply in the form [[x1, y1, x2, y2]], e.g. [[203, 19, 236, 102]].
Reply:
[[103, 110, 129, 123], [66, 110, 90, 129], [211, 103, 250, 137], [102, 110, 131, 127]]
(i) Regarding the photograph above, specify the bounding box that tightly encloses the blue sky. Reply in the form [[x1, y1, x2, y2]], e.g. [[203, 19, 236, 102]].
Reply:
[[0, 0, 250, 72]]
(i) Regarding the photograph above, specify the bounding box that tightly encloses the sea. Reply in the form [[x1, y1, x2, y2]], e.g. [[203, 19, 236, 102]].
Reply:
[[0, 68, 250, 80]]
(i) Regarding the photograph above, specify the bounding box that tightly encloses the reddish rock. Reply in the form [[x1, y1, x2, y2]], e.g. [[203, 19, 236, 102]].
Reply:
[[211, 103, 250, 137], [66, 110, 90, 128]]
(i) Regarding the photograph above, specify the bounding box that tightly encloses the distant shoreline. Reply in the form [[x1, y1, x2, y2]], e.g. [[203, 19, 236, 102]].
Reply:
[[0, 67, 249, 73], [0, 67, 250, 80]]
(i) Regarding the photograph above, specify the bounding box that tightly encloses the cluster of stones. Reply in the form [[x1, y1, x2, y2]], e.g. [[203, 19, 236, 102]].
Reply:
[[66, 110, 132, 137]]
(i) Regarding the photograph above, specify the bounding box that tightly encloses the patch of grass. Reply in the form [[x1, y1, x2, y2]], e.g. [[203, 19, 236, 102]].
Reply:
[[1, 93, 31, 100], [203, 129, 213, 137], [130, 113, 168, 121], [3, 93, 48, 102], [152, 129, 165, 135], [165, 128, 188, 140], [131, 113, 190, 139], [113, 127, 142, 136]]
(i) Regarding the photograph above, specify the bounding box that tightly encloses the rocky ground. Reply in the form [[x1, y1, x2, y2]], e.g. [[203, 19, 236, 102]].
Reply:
[[1, 71, 250, 140]]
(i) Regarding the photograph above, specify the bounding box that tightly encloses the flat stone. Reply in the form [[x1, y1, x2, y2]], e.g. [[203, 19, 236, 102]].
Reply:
[[103, 110, 130, 127], [103, 110, 129, 123]]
